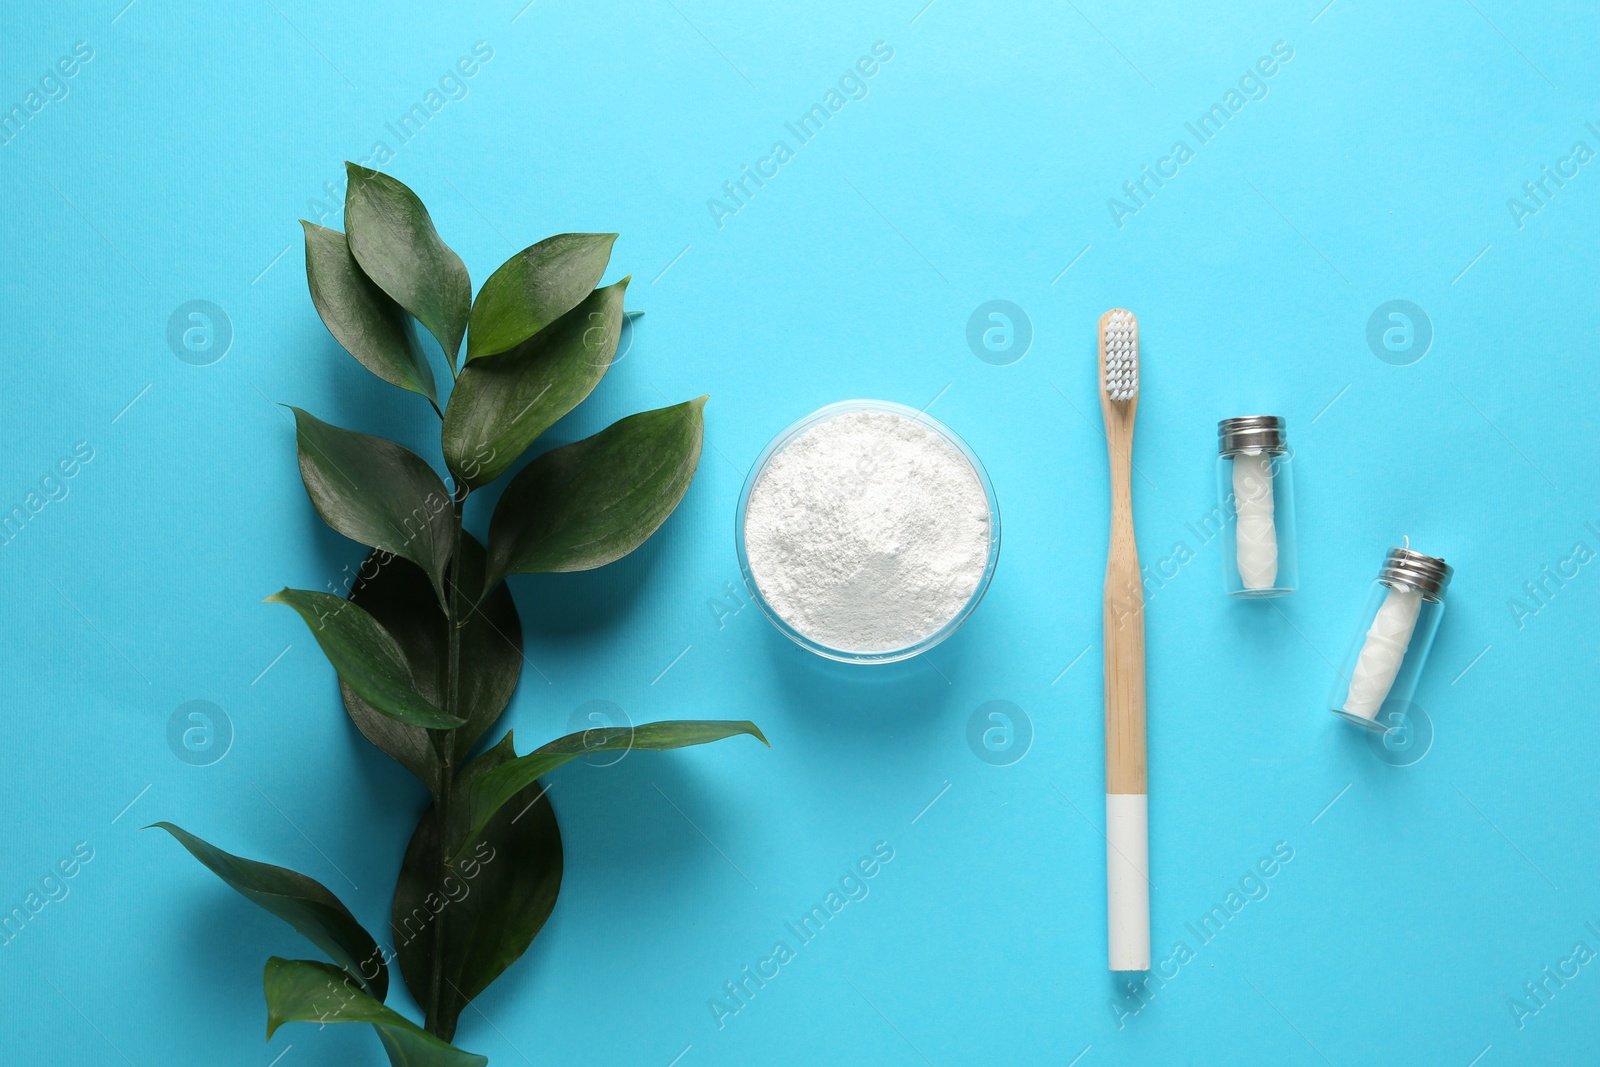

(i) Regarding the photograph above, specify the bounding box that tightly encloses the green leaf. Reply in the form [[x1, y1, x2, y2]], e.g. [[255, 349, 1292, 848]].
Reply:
[[151, 824, 387, 999], [300, 221, 437, 404], [340, 539, 523, 793], [264, 957, 487, 1067], [344, 163, 471, 369], [465, 233, 617, 361], [452, 720, 767, 861], [267, 588, 462, 730], [289, 408, 455, 607], [441, 279, 627, 489], [486, 397, 705, 584], [393, 733, 562, 1041]]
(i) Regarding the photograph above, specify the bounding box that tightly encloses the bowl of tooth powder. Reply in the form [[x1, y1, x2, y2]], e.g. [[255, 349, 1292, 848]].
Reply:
[[736, 400, 1000, 663]]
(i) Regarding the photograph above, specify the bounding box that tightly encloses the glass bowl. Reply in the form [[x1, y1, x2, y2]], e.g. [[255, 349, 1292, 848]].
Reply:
[[734, 399, 1002, 664]]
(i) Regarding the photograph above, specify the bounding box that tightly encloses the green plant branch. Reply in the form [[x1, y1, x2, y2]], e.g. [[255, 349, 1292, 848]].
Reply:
[[425, 479, 469, 1035], [164, 166, 766, 1062]]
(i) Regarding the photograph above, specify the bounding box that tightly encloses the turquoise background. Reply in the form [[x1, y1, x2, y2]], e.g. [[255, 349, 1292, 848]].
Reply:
[[4, 1, 1598, 1063]]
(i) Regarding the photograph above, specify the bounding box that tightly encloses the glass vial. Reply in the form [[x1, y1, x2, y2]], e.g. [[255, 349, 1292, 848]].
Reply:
[[1328, 547, 1452, 732], [1216, 416, 1297, 597]]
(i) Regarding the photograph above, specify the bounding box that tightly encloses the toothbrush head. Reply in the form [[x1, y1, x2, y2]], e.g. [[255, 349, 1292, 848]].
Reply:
[[1099, 309, 1139, 403]]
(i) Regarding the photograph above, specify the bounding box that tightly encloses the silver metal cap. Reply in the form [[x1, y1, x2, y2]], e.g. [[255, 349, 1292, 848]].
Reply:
[[1218, 415, 1287, 456], [1379, 547, 1452, 601]]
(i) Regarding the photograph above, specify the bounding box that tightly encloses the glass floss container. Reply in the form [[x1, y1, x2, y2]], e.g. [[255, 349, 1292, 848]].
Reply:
[[1329, 547, 1452, 732], [1216, 416, 1297, 597]]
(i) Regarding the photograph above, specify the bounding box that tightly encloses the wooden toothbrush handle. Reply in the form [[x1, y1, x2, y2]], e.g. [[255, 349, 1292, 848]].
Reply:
[[1102, 417, 1147, 795], [1103, 554, 1147, 793]]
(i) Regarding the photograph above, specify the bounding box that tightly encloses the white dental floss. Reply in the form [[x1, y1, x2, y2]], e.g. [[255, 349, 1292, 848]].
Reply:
[[1232, 451, 1279, 590], [1341, 585, 1422, 720], [1329, 544, 1453, 731], [1217, 416, 1297, 597]]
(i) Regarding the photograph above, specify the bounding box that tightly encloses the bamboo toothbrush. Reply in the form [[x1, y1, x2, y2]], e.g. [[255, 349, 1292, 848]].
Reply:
[[1098, 308, 1150, 973]]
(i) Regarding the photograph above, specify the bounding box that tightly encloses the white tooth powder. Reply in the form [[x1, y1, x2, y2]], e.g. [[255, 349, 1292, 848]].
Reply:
[[741, 408, 993, 654]]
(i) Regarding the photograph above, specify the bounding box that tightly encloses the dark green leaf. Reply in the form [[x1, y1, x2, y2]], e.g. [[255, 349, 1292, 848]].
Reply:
[[486, 397, 705, 584], [465, 233, 617, 362], [452, 720, 767, 861], [151, 824, 386, 999], [267, 588, 462, 730], [300, 221, 437, 404], [344, 163, 471, 369], [393, 733, 562, 1041], [441, 279, 627, 489], [264, 957, 487, 1067], [340, 539, 523, 793], [289, 408, 455, 607]]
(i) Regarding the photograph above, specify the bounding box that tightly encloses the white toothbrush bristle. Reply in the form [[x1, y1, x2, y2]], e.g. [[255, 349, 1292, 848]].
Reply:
[[1102, 309, 1139, 402]]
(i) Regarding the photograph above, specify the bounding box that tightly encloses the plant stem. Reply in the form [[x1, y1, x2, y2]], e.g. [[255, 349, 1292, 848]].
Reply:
[[425, 481, 469, 1036]]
